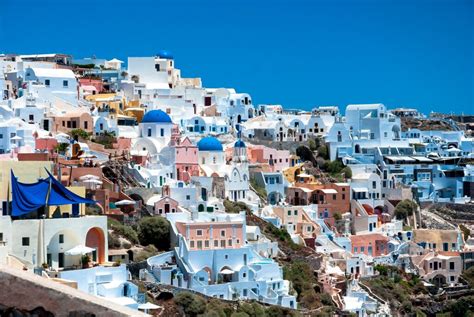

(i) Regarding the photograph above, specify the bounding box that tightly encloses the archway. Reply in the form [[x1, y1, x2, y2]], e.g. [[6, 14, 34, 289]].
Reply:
[[432, 274, 447, 288], [198, 204, 205, 212], [86, 227, 106, 264], [47, 229, 81, 269]]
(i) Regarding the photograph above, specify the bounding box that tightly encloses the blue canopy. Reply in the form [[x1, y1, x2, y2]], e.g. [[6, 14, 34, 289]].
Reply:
[[11, 169, 95, 217]]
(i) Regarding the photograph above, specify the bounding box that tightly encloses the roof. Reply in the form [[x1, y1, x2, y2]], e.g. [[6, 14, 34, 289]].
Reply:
[[157, 50, 173, 59], [413, 229, 459, 246], [142, 109, 172, 124], [198, 137, 223, 152], [28, 67, 76, 79], [234, 139, 246, 148]]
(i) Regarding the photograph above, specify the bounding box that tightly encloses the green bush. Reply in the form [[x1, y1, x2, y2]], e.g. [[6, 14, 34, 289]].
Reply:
[[223, 199, 250, 214], [110, 222, 139, 244], [137, 216, 170, 250], [69, 128, 90, 141], [108, 232, 121, 249], [316, 144, 329, 160]]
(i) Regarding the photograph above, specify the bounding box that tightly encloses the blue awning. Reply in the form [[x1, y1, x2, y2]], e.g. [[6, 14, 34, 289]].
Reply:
[[11, 169, 95, 216]]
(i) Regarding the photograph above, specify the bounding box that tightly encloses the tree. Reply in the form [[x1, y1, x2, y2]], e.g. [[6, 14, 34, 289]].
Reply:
[[69, 128, 90, 141], [308, 139, 317, 151], [394, 200, 417, 220], [296, 145, 313, 162], [138, 216, 170, 250], [54, 143, 69, 154]]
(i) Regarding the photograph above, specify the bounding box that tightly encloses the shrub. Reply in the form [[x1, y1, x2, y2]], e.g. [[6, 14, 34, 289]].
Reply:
[[316, 144, 329, 160], [460, 224, 471, 240], [174, 292, 206, 317], [308, 139, 317, 151], [108, 233, 121, 249], [223, 199, 250, 214], [69, 128, 90, 141], [341, 166, 352, 178], [110, 222, 139, 244], [138, 216, 170, 250]]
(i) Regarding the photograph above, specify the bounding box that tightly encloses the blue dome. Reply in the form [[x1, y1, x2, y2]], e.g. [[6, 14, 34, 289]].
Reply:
[[234, 140, 246, 148], [142, 110, 172, 124], [198, 137, 223, 152], [157, 50, 174, 60]]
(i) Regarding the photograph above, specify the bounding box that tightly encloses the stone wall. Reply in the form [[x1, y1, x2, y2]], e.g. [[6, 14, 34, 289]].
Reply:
[[0, 265, 147, 317]]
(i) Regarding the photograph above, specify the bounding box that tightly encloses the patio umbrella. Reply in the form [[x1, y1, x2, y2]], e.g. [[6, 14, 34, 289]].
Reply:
[[11, 135, 22, 141], [79, 153, 97, 159], [79, 174, 100, 180], [82, 179, 103, 184], [138, 302, 161, 314], [114, 199, 136, 206], [64, 245, 95, 256]]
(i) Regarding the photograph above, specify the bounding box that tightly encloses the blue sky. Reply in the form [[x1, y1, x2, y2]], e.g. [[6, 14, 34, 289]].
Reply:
[[1, 0, 473, 114]]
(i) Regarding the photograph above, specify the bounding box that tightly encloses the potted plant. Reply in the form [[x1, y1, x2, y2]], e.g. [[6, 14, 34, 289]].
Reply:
[[41, 262, 48, 270], [81, 255, 91, 268]]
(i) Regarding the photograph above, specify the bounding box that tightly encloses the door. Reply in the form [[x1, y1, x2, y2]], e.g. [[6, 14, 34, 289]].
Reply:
[[165, 204, 170, 213], [58, 253, 64, 268]]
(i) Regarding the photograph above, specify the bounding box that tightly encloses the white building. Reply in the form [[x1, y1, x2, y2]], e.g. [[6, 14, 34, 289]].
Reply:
[[24, 67, 78, 105]]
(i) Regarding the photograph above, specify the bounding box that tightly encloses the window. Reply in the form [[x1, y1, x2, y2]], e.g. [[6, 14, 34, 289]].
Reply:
[[449, 262, 455, 270], [22, 237, 29, 246], [190, 240, 195, 248], [294, 210, 298, 216], [221, 230, 226, 237], [45, 79, 50, 86], [186, 195, 190, 200], [205, 240, 209, 248], [197, 241, 202, 249], [155, 64, 160, 71], [228, 239, 232, 246], [354, 247, 358, 253], [361, 246, 365, 252], [84, 121, 88, 129], [29, 114, 34, 121], [148, 128, 152, 137], [220, 240, 225, 248], [372, 181, 376, 189], [0, 233, 3, 241], [59, 234, 64, 244], [214, 240, 218, 247], [160, 128, 164, 137], [196, 230, 203, 236], [287, 210, 291, 216], [0, 134, 3, 139], [333, 194, 337, 200], [63, 80, 68, 87]]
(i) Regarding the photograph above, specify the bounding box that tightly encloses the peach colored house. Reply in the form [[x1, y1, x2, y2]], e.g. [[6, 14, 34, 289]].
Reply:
[[350, 233, 389, 257], [286, 182, 350, 219], [52, 112, 93, 134], [175, 137, 199, 182], [272, 206, 321, 240], [175, 221, 244, 251], [153, 196, 179, 215], [412, 251, 462, 285]]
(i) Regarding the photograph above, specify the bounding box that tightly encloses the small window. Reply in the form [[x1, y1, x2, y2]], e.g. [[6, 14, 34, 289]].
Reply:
[[160, 128, 164, 137], [45, 79, 50, 86], [449, 262, 455, 270], [221, 230, 226, 237], [59, 234, 64, 244], [197, 241, 202, 249], [22, 237, 29, 246], [29, 114, 34, 121], [205, 240, 209, 248], [63, 80, 68, 87], [186, 195, 190, 200], [196, 230, 203, 236], [190, 240, 195, 248], [228, 239, 232, 246], [214, 240, 218, 247]]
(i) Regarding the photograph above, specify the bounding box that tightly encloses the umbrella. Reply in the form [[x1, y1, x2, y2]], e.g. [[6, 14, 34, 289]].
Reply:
[[114, 199, 136, 206], [79, 153, 97, 159], [82, 179, 103, 184], [220, 268, 234, 274], [11, 135, 22, 141], [138, 302, 161, 313], [64, 245, 95, 256], [79, 174, 100, 180]]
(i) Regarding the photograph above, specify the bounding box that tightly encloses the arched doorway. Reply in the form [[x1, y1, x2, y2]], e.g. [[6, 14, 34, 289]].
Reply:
[[86, 227, 106, 264], [198, 204, 205, 212]]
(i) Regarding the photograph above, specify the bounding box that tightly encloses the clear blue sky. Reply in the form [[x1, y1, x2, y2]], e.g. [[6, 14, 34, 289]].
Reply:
[[1, 0, 473, 114]]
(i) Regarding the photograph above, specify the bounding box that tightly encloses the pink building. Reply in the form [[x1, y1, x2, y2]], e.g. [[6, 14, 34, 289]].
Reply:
[[350, 233, 389, 257], [175, 137, 199, 182], [246, 145, 290, 172], [35, 137, 58, 153], [175, 221, 244, 250], [153, 196, 179, 215]]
